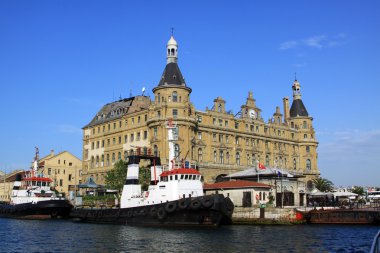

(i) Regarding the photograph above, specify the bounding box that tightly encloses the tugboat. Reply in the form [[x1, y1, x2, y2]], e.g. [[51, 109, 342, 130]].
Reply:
[[70, 120, 234, 227], [0, 148, 73, 219]]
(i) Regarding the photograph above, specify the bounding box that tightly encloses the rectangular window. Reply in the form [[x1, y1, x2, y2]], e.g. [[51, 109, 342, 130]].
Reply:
[[113, 138, 116, 144], [213, 133, 217, 141], [113, 122, 116, 129], [96, 141, 99, 149], [143, 131, 148, 139], [198, 132, 202, 140], [69, 174, 72, 181], [213, 118, 216, 125], [131, 134, 134, 142], [60, 179, 63, 186], [124, 135, 128, 143], [132, 118, 134, 125], [173, 109, 178, 118], [138, 116, 141, 124], [235, 121, 239, 129], [118, 136, 121, 144], [145, 115, 147, 121], [103, 125, 105, 132], [225, 120, 228, 127], [137, 132, 141, 141], [226, 135, 229, 143], [154, 127, 157, 137], [91, 142, 94, 150], [125, 119, 128, 127], [119, 121, 122, 128], [219, 119, 223, 127], [197, 115, 202, 123], [102, 140, 104, 147]]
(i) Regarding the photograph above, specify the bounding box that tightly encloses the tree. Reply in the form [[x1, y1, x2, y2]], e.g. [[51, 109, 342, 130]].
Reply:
[[313, 177, 334, 192], [105, 160, 128, 193], [352, 186, 364, 196]]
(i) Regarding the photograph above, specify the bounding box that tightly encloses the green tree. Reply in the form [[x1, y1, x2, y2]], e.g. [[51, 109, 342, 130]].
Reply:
[[313, 177, 334, 192], [105, 160, 128, 193], [352, 186, 364, 196]]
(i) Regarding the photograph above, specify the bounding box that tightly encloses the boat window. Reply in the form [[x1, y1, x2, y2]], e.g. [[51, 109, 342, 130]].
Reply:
[[192, 175, 196, 180], [170, 176, 173, 181], [185, 175, 188, 180], [181, 175, 184, 180], [32, 181, 36, 186], [162, 176, 168, 182], [175, 175, 178, 180]]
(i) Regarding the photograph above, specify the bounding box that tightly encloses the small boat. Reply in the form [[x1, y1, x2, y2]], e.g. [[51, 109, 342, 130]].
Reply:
[[0, 148, 73, 219], [71, 120, 234, 227], [370, 229, 380, 253]]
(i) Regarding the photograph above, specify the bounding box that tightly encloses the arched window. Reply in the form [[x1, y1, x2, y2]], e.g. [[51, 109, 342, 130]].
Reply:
[[293, 158, 297, 170], [174, 144, 180, 158], [198, 148, 203, 162], [306, 159, 311, 171], [91, 156, 94, 169], [214, 150, 217, 163], [236, 152, 240, 165], [154, 145, 158, 157], [218, 104, 222, 112], [219, 150, 224, 164], [303, 121, 307, 129], [96, 156, 99, 167], [226, 152, 230, 164], [172, 91, 178, 102], [171, 48, 175, 55], [124, 151, 128, 160], [157, 93, 161, 103], [101, 155, 104, 167], [265, 155, 270, 167]]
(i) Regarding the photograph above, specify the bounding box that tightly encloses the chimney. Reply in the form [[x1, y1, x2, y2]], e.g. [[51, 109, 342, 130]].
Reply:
[[50, 149, 55, 156], [283, 97, 290, 122]]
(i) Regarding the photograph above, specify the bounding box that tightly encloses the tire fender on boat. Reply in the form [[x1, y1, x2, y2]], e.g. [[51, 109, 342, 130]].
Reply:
[[178, 199, 189, 210], [165, 202, 177, 213], [201, 196, 214, 208], [190, 199, 201, 210], [157, 206, 166, 220], [150, 206, 157, 217]]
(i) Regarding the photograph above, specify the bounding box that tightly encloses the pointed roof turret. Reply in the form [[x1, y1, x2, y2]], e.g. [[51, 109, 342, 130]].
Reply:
[[155, 34, 190, 90], [289, 79, 309, 117]]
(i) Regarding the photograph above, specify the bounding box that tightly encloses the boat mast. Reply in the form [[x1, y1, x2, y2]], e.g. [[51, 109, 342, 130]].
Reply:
[[166, 119, 178, 170], [32, 147, 39, 177]]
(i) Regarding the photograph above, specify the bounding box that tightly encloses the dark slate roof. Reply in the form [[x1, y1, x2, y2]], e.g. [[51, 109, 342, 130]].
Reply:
[[290, 99, 309, 117], [83, 96, 150, 128], [158, 62, 186, 87]]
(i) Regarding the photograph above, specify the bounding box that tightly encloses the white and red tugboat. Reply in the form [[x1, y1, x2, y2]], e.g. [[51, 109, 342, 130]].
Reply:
[[71, 120, 234, 227], [0, 148, 73, 219]]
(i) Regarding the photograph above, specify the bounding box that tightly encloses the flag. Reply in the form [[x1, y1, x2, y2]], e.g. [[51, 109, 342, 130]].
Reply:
[[258, 163, 266, 170]]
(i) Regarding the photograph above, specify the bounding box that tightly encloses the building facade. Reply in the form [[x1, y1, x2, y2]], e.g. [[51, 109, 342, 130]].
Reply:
[[37, 150, 82, 197], [82, 35, 320, 188]]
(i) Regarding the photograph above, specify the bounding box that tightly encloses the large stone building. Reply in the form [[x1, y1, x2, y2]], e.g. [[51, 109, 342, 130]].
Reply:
[[82, 35, 319, 188]]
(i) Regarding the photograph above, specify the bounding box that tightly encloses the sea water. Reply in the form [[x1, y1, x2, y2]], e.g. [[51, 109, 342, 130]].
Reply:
[[0, 218, 378, 252]]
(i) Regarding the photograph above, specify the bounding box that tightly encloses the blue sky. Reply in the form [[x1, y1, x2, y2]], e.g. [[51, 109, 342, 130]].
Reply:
[[0, 1, 379, 186]]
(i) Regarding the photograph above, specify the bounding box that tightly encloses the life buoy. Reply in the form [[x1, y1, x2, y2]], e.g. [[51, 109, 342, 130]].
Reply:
[[190, 199, 201, 210], [165, 202, 177, 213], [157, 206, 166, 220], [201, 196, 214, 208], [178, 199, 189, 210]]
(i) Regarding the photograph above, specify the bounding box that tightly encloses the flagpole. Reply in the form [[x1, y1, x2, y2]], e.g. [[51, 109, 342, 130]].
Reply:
[[256, 160, 259, 182]]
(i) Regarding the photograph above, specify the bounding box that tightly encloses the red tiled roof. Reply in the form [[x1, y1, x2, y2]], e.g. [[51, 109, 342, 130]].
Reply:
[[203, 180, 271, 190], [160, 168, 201, 177]]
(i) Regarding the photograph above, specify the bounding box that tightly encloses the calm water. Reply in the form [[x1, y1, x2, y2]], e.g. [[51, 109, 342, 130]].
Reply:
[[0, 218, 378, 253]]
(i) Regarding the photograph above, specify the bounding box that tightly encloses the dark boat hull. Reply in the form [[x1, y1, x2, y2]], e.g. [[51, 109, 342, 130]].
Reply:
[[70, 194, 234, 227], [303, 208, 380, 224], [0, 200, 73, 219]]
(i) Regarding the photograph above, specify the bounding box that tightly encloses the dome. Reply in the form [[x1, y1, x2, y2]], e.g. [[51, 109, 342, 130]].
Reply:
[[167, 36, 178, 47]]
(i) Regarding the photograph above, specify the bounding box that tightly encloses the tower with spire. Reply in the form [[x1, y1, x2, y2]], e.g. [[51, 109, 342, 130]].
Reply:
[[149, 34, 196, 166]]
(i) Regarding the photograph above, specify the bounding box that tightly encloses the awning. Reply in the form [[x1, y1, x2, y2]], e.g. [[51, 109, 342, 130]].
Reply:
[[78, 177, 101, 188]]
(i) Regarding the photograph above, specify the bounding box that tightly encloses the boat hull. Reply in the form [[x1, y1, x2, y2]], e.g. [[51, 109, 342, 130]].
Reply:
[[0, 200, 73, 219], [70, 194, 234, 227]]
